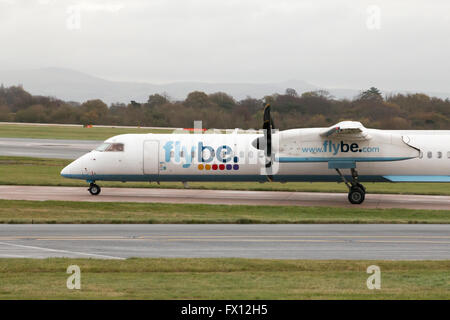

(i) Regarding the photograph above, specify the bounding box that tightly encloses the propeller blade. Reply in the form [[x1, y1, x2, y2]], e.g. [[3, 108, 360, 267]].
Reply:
[[263, 104, 272, 157]]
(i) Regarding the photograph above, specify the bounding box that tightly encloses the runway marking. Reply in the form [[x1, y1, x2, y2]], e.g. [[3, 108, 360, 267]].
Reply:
[[2, 237, 448, 245], [159, 239, 450, 244], [1, 235, 450, 240], [122, 248, 450, 253], [0, 241, 125, 260], [137, 235, 450, 239], [1, 235, 449, 246], [355, 240, 450, 244], [162, 239, 347, 243]]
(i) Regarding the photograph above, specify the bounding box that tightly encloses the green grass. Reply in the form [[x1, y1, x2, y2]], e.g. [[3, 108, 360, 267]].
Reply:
[[0, 199, 448, 224], [0, 124, 172, 140], [1, 156, 449, 196], [0, 258, 448, 299]]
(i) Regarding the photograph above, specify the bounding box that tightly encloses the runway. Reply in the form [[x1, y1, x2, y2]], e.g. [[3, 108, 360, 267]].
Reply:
[[0, 137, 99, 159], [0, 185, 449, 210], [0, 224, 448, 260]]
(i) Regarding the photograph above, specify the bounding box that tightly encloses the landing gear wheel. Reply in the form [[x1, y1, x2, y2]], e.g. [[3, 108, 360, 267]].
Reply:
[[335, 168, 367, 204], [348, 187, 365, 204], [88, 183, 101, 196], [355, 182, 366, 193]]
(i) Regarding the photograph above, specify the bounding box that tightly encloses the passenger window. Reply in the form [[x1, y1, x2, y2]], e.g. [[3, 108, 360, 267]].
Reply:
[[419, 151, 423, 159], [180, 151, 184, 158], [248, 151, 253, 158], [437, 151, 442, 159], [448, 151, 450, 159], [427, 151, 432, 159]]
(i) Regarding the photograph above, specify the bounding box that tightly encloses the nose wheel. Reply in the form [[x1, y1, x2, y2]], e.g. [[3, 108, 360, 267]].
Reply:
[[336, 168, 366, 204], [88, 183, 101, 196]]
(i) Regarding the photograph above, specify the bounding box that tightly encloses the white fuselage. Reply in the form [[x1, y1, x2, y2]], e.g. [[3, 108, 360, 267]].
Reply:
[[61, 128, 450, 183]]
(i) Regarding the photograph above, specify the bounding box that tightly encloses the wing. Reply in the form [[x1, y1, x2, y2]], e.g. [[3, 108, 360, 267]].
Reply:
[[320, 121, 371, 140]]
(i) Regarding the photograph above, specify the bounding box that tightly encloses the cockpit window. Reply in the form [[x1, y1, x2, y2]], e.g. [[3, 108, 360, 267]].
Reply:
[[107, 143, 124, 151], [96, 143, 110, 151], [95, 143, 124, 152]]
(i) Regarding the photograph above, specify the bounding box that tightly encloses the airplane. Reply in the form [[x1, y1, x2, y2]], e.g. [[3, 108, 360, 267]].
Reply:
[[61, 104, 450, 204]]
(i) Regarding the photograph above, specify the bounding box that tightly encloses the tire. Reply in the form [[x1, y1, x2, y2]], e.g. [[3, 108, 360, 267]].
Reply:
[[88, 183, 101, 196], [356, 183, 366, 193], [348, 187, 365, 204]]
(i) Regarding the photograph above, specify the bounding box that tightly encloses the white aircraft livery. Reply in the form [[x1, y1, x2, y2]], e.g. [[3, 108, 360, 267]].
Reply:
[[61, 105, 450, 204]]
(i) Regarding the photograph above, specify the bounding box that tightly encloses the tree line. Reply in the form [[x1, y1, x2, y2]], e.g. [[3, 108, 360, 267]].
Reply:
[[0, 85, 448, 130]]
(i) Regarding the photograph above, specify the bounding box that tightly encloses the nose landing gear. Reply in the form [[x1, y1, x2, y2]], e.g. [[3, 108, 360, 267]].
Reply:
[[88, 182, 101, 196], [336, 168, 366, 204]]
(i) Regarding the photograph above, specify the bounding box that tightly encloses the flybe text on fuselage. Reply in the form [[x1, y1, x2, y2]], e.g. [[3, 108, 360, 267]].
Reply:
[[163, 141, 239, 168]]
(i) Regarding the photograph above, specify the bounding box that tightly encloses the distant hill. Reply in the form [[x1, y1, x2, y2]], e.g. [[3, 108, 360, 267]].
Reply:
[[0, 68, 320, 104], [1, 67, 449, 104]]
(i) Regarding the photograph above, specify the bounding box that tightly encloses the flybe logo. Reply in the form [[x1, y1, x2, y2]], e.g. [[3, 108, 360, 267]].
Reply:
[[163, 141, 239, 169], [301, 141, 380, 155]]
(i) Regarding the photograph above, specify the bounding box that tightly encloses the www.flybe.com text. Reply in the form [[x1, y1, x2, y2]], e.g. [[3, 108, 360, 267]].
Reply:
[[302, 141, 380, 155]]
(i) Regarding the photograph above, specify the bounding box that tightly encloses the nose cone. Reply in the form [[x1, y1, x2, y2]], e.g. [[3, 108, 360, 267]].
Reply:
[[61, 159, 82, 178], [60, 166, 67, 177], [60, 163, 72, 178]]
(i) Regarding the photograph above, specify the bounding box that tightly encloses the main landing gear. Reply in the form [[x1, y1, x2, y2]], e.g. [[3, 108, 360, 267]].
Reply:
[[335, 168, 366, 204], [88, 182, 101, 196]]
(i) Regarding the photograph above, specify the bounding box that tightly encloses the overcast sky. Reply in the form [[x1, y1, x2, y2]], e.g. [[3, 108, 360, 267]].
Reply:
[[0, 0, 449, 91]]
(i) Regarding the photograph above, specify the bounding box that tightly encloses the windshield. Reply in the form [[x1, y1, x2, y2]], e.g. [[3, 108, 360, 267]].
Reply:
[[96, 143, 111, 151], [95, 143, 124, 152]]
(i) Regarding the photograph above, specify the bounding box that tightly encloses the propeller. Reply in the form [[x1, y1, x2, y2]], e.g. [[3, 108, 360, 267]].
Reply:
[[262, 104, 275, 180]]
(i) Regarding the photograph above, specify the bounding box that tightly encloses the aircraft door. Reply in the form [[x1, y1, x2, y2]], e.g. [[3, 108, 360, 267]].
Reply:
[[143, 140, 160, 175]]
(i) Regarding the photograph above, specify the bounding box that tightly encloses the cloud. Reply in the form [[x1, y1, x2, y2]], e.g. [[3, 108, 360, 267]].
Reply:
[[77, 2, 124, 13], [0, 0, 449, 91]]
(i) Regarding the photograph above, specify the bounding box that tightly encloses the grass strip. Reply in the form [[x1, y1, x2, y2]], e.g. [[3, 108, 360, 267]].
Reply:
[[0, 124, 171, 140], [0, 199, 448, 224], [0, 258, 448, 299]]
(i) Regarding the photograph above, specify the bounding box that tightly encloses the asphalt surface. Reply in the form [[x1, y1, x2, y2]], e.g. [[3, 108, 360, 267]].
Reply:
[[1, 185, 449, 210], [0, 224, 448, 260], [0, 137, 100, 159]]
